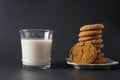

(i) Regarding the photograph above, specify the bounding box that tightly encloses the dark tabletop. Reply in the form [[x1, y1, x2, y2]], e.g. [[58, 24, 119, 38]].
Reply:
[[0, 64, 120, 80]]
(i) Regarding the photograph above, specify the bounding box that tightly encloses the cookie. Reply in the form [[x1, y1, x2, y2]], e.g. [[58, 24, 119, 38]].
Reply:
[[85, 39, 103, 44], [96, 48, 101, 53], [80, 24, 104, 31], [70, 41, 97, 64], [78, 30, 102, 37], [93, 58, 106, 64], [96, 53, 105, 59], [94, 43, 104, 48], [78, 35, 102, 41], [93, 53, 106, 64]]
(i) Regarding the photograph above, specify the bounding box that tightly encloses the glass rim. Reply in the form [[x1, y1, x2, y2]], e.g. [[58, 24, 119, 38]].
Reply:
[[19, 29, 54, 33]]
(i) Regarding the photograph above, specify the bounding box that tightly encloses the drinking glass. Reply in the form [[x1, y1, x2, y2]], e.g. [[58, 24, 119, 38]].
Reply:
[[20, 29, 53, 69]]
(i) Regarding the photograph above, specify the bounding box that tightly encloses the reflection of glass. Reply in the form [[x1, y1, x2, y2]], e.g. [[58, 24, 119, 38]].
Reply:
[[20, 29, 53, 69], [20, 70, 53, 80]]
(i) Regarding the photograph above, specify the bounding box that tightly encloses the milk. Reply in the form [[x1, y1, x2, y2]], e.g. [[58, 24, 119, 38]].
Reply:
[[21, 39, 52, 66]]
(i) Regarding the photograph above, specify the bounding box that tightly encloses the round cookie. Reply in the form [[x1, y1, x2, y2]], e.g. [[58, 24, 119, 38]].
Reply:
[[70, 41, 97, 64], [78, 30, 102, 37], [80, 24, 104, 31], [78, 35, 102, 41]]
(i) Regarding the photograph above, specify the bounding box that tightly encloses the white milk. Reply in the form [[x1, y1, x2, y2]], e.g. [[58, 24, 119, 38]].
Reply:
[[21, 39, 52, 66]]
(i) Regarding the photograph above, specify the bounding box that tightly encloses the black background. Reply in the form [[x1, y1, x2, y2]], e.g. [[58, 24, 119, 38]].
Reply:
[[0, 0, 120, 66]]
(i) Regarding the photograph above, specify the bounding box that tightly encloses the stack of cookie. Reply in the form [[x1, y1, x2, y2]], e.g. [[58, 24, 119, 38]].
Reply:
[[70, 24, 106, 64], [79, 24, 104, 54]]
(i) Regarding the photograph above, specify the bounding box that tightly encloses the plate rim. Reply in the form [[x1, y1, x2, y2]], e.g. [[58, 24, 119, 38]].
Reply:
[[66, 58, 119, 66]]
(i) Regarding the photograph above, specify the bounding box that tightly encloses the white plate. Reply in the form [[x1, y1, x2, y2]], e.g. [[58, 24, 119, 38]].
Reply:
[[66, 58, 119, 69]]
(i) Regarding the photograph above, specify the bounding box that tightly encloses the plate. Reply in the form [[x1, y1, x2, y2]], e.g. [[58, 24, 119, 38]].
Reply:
[[66, 58, 119, 69]]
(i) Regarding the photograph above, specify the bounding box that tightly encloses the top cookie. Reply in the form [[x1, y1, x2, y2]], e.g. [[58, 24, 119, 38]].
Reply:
[[80, 24, 104, 31]]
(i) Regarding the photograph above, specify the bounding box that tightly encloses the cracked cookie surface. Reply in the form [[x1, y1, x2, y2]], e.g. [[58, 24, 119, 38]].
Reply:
[[70, 42, 97, 64]]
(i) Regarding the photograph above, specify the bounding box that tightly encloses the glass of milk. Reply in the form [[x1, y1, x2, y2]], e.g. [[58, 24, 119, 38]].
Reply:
[[20, 29, 53, 69]]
